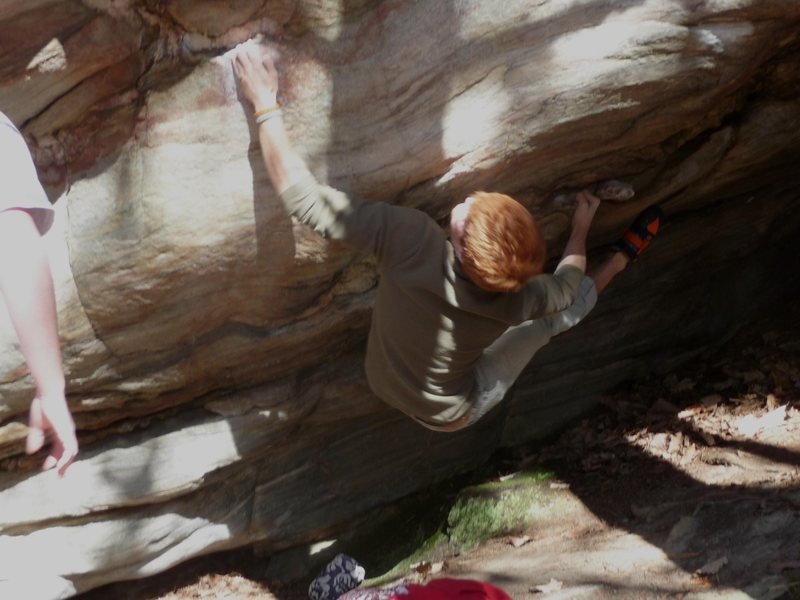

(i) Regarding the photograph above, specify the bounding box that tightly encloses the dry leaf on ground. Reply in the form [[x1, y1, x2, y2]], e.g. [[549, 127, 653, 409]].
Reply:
[[509, 535, 531, 548], [412, 561, 431, 575], [678, 405, 704, 419], [766, 394, 780, 410], [738, 405, 787, 437], [531, 578, 563, 593], [696, 556, 728, 576]]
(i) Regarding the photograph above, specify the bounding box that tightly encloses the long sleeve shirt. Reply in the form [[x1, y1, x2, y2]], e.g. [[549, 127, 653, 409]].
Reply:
[[280, 175, 583, 423]]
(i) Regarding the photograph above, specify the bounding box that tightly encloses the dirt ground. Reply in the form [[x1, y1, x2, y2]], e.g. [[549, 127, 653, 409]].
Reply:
[[80, 305, 800, 600]]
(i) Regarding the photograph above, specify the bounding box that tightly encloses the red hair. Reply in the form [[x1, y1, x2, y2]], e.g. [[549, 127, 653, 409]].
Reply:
[[460, 191, 546, 292]]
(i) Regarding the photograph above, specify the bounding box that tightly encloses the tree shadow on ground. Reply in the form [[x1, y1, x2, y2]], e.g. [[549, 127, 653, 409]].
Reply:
[[494, 295, 800, 597]]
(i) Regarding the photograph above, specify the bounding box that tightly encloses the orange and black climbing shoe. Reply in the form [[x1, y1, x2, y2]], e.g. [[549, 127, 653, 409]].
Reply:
[[611, 205, 663, 261]]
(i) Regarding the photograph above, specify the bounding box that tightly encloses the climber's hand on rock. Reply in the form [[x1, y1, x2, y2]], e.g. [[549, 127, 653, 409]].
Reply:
[[233, 42, 279, 111], [26, 392, 78, 477], [572, 189, 601, 233]]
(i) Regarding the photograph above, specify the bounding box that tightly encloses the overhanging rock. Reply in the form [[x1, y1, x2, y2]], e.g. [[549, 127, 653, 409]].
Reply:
[[0, 1, 798, 596]]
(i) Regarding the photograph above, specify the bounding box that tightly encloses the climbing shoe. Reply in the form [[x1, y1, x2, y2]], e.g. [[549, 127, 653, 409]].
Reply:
[[611, 205, 663, 261]]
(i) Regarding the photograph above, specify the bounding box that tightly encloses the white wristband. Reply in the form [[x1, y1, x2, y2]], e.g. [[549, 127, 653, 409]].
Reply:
[[256, 110, 282, 125]]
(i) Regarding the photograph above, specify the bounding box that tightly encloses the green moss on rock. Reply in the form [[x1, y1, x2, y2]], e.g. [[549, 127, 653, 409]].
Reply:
[[447, 474, 556, 550]]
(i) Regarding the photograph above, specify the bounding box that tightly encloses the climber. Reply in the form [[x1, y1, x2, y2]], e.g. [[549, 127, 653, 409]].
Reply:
[[232, 43, 662, 431], [0, 111, 78, 475]]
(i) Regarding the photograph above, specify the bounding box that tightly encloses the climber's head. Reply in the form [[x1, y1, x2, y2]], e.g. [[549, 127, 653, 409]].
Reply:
[[450, 191, 546, 293]]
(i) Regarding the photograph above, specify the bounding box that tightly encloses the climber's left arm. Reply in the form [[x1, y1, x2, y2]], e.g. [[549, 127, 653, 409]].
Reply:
[[233, 43, 310, 194], [0, 209, 77, 476], [233, 43, 425, 262]]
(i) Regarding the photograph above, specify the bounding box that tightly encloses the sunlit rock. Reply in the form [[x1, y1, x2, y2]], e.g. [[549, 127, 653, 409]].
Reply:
[[0, 0, 798, 596]]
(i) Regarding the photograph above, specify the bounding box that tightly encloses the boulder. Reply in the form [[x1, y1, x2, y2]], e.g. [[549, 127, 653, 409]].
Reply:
[[0, 0, 798, 596]]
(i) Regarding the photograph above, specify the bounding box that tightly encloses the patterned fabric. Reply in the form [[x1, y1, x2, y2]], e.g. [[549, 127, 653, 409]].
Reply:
[[308, 554, 366, 600], [338, 585, 410, 600]]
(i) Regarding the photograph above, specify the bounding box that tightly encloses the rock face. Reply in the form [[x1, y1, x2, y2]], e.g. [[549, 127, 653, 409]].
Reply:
[[0, 0, 799, 596]]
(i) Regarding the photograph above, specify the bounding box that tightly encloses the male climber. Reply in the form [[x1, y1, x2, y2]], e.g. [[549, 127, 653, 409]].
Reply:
[[0, 111, 77, 474], [232, 44, 661, 431]]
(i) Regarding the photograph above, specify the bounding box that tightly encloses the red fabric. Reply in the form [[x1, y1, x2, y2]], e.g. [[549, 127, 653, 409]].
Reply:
[[398, 578, 512, 600]]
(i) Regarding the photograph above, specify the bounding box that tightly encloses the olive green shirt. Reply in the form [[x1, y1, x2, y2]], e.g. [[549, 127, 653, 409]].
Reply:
[[280, 176, 583, 423]]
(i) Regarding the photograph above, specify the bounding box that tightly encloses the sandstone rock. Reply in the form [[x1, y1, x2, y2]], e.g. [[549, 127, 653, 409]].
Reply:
[[0, 0, 798, 596]]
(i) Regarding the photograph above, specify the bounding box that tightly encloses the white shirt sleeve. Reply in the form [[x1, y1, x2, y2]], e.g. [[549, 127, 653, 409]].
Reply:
[[0, 112, 53, 235]]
